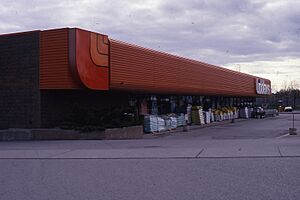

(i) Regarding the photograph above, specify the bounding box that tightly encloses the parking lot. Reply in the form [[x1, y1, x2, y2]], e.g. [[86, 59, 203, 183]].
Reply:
[[162, 113, 299, 140], [1, 113, 300, 200]]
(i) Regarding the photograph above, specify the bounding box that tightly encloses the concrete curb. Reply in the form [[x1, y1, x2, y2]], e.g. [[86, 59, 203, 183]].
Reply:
[[0, 126, 143, 141], [0, 129, 102, 141]]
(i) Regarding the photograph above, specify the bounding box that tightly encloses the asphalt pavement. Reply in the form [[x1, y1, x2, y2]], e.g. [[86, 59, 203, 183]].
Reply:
[[1, 114, 300, 200]]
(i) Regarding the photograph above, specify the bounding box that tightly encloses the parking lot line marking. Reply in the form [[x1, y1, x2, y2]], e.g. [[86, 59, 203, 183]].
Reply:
[[277, 133, 290, 139]]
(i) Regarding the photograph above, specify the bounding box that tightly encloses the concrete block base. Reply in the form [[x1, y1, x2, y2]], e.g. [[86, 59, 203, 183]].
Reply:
[[0, 126, 143, 141]]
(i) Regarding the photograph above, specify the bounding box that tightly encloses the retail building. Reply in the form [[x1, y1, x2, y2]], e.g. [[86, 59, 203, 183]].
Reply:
[[0, 28, 271, 129]]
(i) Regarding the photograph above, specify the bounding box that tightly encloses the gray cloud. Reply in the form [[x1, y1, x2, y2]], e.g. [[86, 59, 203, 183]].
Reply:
[[0, 0, 299, 90]]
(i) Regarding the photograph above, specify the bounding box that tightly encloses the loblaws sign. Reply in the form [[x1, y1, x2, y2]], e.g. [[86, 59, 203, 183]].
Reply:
[[256, 78, 271, 95]]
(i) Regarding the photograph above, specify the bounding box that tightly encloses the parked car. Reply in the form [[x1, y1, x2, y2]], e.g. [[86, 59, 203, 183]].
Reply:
[[252, 107, 266, 118], [284, 106, 293, 112]]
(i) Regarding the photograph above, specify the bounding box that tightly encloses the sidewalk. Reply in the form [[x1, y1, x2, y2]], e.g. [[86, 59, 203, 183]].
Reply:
[[0, 136, 300, 159]]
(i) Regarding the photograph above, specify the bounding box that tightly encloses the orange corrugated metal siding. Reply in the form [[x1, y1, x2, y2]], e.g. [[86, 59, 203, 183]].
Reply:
[[38, 28, 269, 95], [40, 28, 80, 89], [110, 40, 257, 96]]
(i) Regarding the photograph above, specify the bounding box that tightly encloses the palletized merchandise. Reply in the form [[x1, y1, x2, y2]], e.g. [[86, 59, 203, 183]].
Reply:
[[162, 116, 172, 130], [176, 114, 185, 127], [210, 111, 215, 122], [191, 106, 205, 125], [234, 111, 239, 118], [229, 112, 233, 120], [214, 110, 221, 122], [213, 107, 240, 121], [223, 113, 227, 120], [233, 107, 239, 118], [220, 114, 224, 121], [228, 112, 231, 120], [205, 112, 211, 124], [157, 116, 166, 131], [199, 110, 205, 125], [245, 107, 249, 118], [170, 117, 177, 129], [191, 106, 201, 124], [191, 111, 200, 124], [239, 107, 249, 119], [214, 114, 220, 122], [248, 108, 253, 118], [144, 115, 159, 132], [187, 104, 192, 124]]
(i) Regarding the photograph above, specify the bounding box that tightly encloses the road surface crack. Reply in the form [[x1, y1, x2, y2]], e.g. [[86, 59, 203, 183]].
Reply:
[[195, 148, 204, 158], [277, 146, 283, 157]]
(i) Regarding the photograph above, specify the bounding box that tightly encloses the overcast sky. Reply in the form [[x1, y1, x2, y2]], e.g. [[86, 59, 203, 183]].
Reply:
[[1, 0, 300, 91]]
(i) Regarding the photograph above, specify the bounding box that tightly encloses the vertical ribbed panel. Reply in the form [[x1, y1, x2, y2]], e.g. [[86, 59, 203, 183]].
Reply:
[[110, 39, 262, 96], [40, 28, 80, 89]]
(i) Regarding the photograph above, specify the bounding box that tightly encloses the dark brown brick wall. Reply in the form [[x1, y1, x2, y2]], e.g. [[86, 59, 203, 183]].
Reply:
[[0, 31, 41, 129]]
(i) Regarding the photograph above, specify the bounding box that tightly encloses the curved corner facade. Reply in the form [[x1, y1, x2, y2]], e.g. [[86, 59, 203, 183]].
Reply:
[[40, 28, 109, 90]]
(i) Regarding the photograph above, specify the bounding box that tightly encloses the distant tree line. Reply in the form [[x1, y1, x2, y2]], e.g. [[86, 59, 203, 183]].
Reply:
[[256, 80, 300, 110], [275, 88, 300, 110]]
